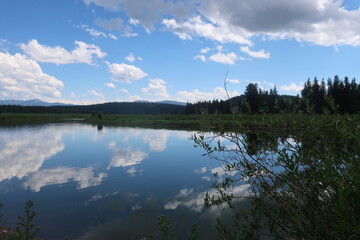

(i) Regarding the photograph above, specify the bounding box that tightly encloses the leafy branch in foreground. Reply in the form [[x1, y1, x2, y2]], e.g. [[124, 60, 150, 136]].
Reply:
[[16, 200, 39, 240], [133, 215, 199, 240], [193, 113, 360, 239]]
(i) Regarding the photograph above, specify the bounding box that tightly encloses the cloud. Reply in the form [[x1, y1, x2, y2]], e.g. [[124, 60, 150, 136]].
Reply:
[[280, 82, 303, 92], [19, 39, 106, 65], [84, 0, 191, 30], [176, 87, 240, 103], [0, 52, 64, 100], [200, 47, 210, 53], [108, 33, 118, 40], [125, 52, 142, 62], [194, 55, 206, 62], [85, 0, 360, 47], [142, 78, 170, 98], [107, 62, 147, 83], [78, 24, 107, 37], [95, 17, 124, 31], [209, 52, 238, 65], [120, 88, 128, 93], [0, 38, 9, 46], [24, 167, 107, 192], [105, 83, 116, 88], [162, 16, 252, 45], [128, 95, 142, 101], [240, 46, 270, 59], [228, 78, 241, 84], [0, 39, 10, 51], [198, 0, 360, 47], [84, 0, 123, 11], [129, 18, 140, 26], [95, 18, 138, 37], [88, 90, 104, 98], [125, 53, 136, 62], [77, 24, 118, 39]]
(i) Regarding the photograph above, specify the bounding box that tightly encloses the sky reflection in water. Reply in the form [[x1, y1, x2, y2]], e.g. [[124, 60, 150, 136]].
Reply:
[[0, 123, 251, 239]]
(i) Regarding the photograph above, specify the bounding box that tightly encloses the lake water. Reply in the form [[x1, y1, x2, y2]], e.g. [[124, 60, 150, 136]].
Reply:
[[0, 123, 249, 239]]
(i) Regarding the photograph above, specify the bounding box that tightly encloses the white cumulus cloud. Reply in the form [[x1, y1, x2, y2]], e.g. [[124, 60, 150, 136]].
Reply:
[[200, 47, 210, 53], [280, 82, 303, 92], [209, 52, 238, 65], [163, 16, 252, 45], [142, 78, 170, 98], [0, 52, 64, 100], [105, 83, 116, 88], [19, 39, 106, 65], [194, 54, 206, 62], [176, 87, 240, 103], [107, 62, 147, 83]]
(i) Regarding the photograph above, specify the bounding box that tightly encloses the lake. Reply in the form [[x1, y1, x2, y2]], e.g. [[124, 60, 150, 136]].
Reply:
[[0, 123, 249, 239]]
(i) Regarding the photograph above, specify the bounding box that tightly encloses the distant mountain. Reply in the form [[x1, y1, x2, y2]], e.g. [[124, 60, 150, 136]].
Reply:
[[0, 99, 73, 106], [134, 100, 186, 106], [155, 100, 187, 106]]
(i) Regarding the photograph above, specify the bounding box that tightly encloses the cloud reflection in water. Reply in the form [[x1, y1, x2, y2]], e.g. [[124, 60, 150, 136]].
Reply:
[[0, 127, 64, 182], [24, 166, 107, 192]]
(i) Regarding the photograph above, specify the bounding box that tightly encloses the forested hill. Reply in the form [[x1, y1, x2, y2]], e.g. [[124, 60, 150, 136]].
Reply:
[[0, 102, 186, 114], [1, 76, 359, 115]]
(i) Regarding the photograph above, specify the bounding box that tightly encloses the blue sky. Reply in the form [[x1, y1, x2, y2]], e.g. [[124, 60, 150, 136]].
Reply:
[[0, 0, 360, 104]]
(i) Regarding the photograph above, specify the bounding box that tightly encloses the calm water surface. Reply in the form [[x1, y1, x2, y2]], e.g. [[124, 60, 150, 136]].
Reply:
[[0, 123, 247, 239]]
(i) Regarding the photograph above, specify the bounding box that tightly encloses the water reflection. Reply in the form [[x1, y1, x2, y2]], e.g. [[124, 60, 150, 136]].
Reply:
[[164, 184, 250, 212], [24, 167, 107, 192], [0, 124, 252, 240], [142, 129, 170, 152], [108, 146, 148, 168], [0, 126, 64, 182]]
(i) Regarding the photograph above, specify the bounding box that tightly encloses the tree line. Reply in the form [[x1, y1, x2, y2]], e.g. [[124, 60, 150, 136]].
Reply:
[[1, 76, 358, 115], [0, 102, 185, 115], [186, 75, 360, 114]]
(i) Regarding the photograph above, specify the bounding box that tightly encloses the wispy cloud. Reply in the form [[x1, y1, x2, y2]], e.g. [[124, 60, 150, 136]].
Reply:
[[240, 46, 270, 59]]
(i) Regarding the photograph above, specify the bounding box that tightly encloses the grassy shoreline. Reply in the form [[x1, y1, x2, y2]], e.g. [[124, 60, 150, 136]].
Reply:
[[1, 113, 359, 131]]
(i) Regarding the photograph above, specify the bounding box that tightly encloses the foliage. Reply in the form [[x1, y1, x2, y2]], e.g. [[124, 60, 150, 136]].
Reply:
[[0, 201, 40, 240], [15, 200, 39, 240], [133, 215, 199, 240], [192, 112, 360, 239], [186, 75, 360, 115], [302, 76, 360, 114]]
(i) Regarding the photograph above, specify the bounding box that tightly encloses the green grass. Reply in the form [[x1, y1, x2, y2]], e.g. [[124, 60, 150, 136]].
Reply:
[[1, 113, 359, 131]]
